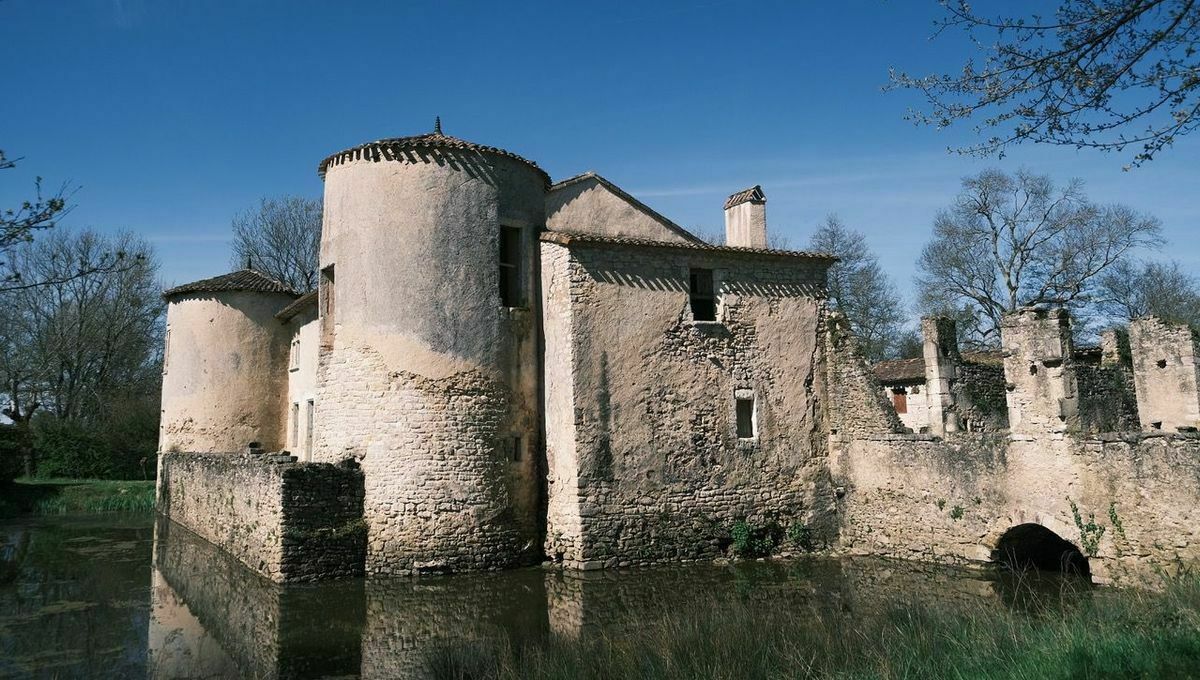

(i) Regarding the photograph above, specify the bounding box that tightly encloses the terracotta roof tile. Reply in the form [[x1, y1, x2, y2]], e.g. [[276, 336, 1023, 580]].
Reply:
[[539, 230, 837, 261], [724, 185, 765, 210], [318, 131, 550, 186], [164, 270, 300, 300], [874, 357, 925, 383], [275, 289, 318, 321]]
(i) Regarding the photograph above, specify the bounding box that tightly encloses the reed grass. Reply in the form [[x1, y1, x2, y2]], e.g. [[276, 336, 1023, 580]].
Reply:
[[425, 573, 1200, 680], [1, 478, 156, 516]]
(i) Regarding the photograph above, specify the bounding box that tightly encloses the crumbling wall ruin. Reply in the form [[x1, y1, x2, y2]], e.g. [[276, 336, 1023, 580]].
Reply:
[[1129, 316, 1200, 432], [156, 452, 366, 582]]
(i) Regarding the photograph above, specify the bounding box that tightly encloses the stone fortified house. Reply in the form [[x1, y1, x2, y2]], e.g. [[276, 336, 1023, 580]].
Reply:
[[157, 126, 1200, 584]]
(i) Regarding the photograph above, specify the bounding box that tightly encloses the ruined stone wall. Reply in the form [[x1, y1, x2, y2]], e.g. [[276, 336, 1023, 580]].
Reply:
[[1076, 362, 1140, 433], [1129, 316, 1200, 431], [954, 359, 1008, 432], [156, 452, 365, 582], [160, 291, 295, 453], [317, 149, 545, 575], [541, 239, 836, 569], [826, 314, 904, 438], [832, 433, 1200, 584], [1001, 308, 1079, 437]]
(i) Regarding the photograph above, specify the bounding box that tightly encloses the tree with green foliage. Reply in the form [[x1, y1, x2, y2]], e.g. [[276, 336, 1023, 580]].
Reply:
[[892, 1, 1200, 168]]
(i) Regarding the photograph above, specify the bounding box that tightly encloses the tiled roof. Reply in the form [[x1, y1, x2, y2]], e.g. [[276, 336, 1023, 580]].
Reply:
[[317, 129, 550, 186], [275, 289, 318, 321], [874, 357, 925, 384], [549, 171, 703, 243], [164, 270, 301, 300], [540, 230, 837, 261], [724, 185, 765, 210]]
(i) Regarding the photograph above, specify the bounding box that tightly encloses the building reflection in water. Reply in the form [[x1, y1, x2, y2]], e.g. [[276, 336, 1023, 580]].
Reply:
[[148, 517, 1085, 679]]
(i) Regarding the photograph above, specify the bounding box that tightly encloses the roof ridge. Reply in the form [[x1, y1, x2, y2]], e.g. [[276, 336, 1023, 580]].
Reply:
[[317, 131, 550, 185], [549, 171, 704, 244], [540, 230, 837, 261], [164, 269, 301, 299]]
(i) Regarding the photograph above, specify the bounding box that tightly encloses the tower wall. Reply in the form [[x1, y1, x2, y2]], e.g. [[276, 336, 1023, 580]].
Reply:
[[160, 291, 294, 454], [317, 147, 545, 575]]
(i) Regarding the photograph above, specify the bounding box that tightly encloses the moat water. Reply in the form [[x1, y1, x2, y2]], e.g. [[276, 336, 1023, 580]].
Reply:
[[0, 515, 1094, 679]]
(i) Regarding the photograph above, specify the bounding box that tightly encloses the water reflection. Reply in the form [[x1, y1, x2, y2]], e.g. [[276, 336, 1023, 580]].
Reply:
[[0, 515, 1094, 679]]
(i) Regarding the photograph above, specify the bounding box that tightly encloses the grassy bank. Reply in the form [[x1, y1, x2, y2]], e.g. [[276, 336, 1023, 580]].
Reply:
[[427, 574, 1200, 679], [0, 478, 156, 517]]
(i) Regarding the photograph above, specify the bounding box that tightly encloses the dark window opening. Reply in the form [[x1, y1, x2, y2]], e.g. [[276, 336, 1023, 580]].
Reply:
[[995, 523, 1090, 579], [319, 265, 335, 349], [499, 226, 523, 307], [892, 388, 908, 414], [1157, 359, 1168, 368], [736, 394, 755, 439], [690, 268, 716, 321], [509, 436, 523, 462]]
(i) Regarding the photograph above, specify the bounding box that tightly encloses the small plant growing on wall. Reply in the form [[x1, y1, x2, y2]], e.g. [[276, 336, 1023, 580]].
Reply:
[[1068, 498, 1106, 556], [787, 522, 817, 552], [935, 498, 947, 510], [730, 520, 783, 558], [950, 505, 964, 520]]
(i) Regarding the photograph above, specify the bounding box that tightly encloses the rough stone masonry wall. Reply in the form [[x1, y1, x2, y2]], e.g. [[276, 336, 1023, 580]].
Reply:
[[954, 359, 1008, 432], [542, 240, 837, 569], [1129, 316, 1200, 431], [1076, 362, 1140, 433], [156, 452, 365, 582], [825, 312, 905, 438], [150, 517, 366, 679], [832, 433, 1200, 584]]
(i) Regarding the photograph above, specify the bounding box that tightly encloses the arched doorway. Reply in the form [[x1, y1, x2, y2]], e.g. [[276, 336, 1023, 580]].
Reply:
[[994, 523, 1090, 578]]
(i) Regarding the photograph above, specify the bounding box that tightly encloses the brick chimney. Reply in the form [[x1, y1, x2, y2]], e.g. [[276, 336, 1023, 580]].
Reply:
[[724, 185, 767, 248]]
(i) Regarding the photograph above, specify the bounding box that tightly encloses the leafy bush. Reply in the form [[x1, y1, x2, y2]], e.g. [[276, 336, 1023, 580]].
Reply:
[[787, 522, 817, 552], [0, 425, 25, 485], [32, 409, 157, 481], [730, 520, 783, 558]]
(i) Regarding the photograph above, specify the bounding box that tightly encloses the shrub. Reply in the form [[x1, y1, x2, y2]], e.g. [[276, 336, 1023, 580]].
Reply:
[[730, 520, 783, 558], [0, 425, 22, 484]]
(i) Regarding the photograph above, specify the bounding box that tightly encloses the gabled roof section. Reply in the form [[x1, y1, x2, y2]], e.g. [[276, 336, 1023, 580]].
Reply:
[[549, 172, 703, 243], [873, 350, 1005, 384], [540, 230, 837, 261], [318, 128, 550, 186], [164, 269, 301, 300], [724, 185, 765, 210], [275, 289, 318, 321]]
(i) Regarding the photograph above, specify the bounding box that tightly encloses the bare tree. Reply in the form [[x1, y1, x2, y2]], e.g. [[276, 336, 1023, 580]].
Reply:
[[230, 196, 322, 291], [917, 169, 1161, 343], [891, 1, 1200, 167], [809, 215, 905, 361], [1, 230, 162, 476], [1097, 258, 1200, 325]]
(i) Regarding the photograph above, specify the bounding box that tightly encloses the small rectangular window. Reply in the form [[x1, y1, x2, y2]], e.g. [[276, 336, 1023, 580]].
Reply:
[[499, 226, 523, 307], [735, 390, 755, 439], [163, 328, 171, 374], [507, 436, 523, 462], [291, 402, 300, 448], [892, 389, 908, 414], [320, 265, 335, 348], [288, 336, 300, 371], [690, 268, 716, 321]]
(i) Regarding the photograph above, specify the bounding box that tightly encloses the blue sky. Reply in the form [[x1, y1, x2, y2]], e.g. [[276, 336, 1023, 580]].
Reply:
[[2, 0, 1196, 305]]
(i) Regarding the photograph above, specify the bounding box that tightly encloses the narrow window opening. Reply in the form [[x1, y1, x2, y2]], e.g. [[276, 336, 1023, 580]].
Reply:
[[735, 390, 756, 439], [510, 436, 523, 462], [499, 226, 523, 307], [305, 400, 315, 461], [163, 328, 171, 374], [320, 265, 335, 349], [892, 388, 908, 414], [288, 336, 300, 371], [291, 402, 300, 448], [690, 268, 716, 321]]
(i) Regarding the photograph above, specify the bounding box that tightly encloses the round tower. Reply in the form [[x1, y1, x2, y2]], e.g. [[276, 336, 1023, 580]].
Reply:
[[159, 270, 299, 454], [316, 123, 548, 575]]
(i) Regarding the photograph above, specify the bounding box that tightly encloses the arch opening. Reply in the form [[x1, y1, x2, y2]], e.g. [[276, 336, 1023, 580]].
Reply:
[[994, 523, 1090, 579]]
